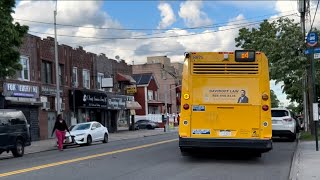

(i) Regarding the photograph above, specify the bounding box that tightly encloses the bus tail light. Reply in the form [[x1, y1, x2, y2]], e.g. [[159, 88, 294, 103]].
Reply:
[[262, 105, 269, 111], [262, 94, 269, 101], [183, 104, 190, 110]]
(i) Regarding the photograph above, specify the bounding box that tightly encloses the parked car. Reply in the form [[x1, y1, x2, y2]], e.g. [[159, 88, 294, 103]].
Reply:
[[64, 121, 109, 146], [135, 120, 159, 129], [271, 108, 299, 141], [0, 109, 31, 157]]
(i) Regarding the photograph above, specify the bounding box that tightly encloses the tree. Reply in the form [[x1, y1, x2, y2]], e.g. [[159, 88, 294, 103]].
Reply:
[[270, 90, 280, 108], [286, 103, 300, 114], [235, 18, 307, 104], [0, 0, 29, 79]]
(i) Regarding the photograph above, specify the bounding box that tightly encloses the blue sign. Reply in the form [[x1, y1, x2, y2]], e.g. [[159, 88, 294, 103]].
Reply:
[[315, 47, 320, 53], [307, 32, 318, 47], [305, 49, 313, 54]]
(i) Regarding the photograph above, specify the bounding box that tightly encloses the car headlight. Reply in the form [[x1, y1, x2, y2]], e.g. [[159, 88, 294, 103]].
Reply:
[[76, 133, 85, 136]]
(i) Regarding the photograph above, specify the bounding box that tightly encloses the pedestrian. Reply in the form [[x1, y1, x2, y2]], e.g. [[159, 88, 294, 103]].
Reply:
[[51, 114, 70, 151]]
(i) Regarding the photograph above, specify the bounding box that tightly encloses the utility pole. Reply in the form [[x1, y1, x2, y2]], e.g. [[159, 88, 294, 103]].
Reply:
[[298, 0, 309, 131], [54, 1, 60, 114]]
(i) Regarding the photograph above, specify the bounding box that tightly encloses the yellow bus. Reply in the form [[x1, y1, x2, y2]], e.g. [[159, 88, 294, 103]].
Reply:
[[179, 50, 272, 156]]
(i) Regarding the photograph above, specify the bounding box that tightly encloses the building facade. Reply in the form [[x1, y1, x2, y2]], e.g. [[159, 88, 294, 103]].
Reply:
[[0, 34, 139, 140], [132, 56, 182, 115]]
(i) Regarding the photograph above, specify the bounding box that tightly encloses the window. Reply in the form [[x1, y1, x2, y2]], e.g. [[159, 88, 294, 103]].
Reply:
[[161, 70, 167, 80], [97, 73, 104, 90], [148, 90, 154, 100], [155, 91, 158, 101], [41, 61, 52, 84], [83, 69, 90, 89], [59, 65, 64, 85], [10, 118, 26, 125], [72, 67, 78, 87], [271, 110, 289, 117], [18, 56, 30, 81]]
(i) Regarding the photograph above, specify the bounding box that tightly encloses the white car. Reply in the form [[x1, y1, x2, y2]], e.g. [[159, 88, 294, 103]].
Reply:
[[271, 108, 297, 141], [64, 121, 109, 146]]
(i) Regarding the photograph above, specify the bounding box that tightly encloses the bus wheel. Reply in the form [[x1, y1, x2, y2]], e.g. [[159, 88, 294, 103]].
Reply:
[[180, 147, 190, 156]]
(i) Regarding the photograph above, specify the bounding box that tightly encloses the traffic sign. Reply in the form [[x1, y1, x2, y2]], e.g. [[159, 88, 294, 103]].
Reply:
[[307, 32, 318, 47], [315, 47, 320, 53], [305, 49, 313, 54], [315, 53, 320, 59]]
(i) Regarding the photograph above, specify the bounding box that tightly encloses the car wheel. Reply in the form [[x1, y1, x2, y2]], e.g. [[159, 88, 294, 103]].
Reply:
[[103, 133, 109, 143], [147, 125, 152, 129], [86, 135, 92, 146], [12, 139, 24, 157], [289, 134, 296, 142]]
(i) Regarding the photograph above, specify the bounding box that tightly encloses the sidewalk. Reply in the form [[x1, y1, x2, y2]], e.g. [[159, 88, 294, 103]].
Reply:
[[1, 127, 178, 158], [290, 140, 320, 180]]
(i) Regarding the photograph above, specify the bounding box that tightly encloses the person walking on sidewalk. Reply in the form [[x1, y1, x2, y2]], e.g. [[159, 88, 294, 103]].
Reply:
[[51, 114, 70, 151]]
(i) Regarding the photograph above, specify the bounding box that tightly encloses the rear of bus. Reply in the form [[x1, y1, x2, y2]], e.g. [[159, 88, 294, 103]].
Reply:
[[179, 50, 272, 154]]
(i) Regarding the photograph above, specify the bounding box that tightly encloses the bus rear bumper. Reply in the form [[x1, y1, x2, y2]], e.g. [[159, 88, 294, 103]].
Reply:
[[179, 137, 273, 153]]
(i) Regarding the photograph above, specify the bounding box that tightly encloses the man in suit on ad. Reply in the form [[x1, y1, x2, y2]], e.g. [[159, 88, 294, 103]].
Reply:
[[237, 90, 249, 103]]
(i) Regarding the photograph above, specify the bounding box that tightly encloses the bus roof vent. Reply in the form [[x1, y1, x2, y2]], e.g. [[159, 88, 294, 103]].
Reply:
[[192, 63, 259, 74]]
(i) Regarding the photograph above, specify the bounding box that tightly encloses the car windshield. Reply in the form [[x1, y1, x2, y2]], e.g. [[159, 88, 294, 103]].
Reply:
[[271, 110, 289, 117], [73, 124, 91, 130]]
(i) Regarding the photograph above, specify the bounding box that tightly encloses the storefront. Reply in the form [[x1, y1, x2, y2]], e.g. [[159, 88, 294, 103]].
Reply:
[[40, 85, 64, 139], [70, 89, 108, 124], [107, 94, 127, 132], [2, 82, 42, 141], [70, 90, 130, 132]]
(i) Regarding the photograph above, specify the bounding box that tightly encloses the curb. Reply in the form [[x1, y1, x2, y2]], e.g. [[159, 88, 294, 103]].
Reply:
[[288, 137, 300, 180]]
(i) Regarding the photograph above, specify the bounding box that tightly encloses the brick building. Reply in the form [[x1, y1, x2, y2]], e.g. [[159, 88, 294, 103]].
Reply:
[[0, 34, 138, 140]]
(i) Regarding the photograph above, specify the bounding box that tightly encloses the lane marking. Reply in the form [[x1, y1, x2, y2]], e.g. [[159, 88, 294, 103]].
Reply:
[[0, 138, 178, 178]]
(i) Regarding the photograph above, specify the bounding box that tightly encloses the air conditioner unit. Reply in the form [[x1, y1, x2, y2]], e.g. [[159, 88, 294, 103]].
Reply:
[[41, 102, 50, 110], [61, 103, 65, 111]]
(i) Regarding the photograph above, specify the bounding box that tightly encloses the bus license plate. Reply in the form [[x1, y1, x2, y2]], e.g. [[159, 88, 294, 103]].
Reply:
[[219, 130, 231, 136]]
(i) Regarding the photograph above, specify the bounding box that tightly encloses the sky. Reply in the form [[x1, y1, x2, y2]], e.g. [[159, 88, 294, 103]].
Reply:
[[12, 0, 320, 106]]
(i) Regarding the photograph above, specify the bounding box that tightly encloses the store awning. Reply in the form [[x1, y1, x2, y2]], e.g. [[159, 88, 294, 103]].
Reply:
[[116, 73, 136, 84], [126, 101, 142, 109]]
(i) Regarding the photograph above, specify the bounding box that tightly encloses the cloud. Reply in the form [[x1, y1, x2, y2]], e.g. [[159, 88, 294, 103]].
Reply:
[[157, 2, 176, 29], [178, 1, 212, 27]]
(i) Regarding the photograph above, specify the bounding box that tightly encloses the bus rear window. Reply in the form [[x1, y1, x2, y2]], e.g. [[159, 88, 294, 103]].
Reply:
[[271, 110, 289, 117]]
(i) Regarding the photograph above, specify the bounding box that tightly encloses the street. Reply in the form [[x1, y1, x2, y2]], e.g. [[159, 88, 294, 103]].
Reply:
[[0, 133, 296, 180]]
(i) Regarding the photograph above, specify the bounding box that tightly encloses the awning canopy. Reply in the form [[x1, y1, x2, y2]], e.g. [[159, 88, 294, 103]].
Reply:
[[126, 101, 142, 110], [116, 73, 136, 84]]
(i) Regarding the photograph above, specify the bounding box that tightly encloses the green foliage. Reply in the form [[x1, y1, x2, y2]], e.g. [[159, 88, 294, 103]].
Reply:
[[235, 18, 307, 104], [0, 0, 29, 79], [286, 103, 300, 114], [270, 89, 280, 108]]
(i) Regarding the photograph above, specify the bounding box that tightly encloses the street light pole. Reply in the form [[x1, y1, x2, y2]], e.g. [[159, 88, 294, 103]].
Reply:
[[54, 1, 60, 114]]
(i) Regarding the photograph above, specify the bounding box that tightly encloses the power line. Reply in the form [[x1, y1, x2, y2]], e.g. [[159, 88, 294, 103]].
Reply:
[[310, 0, 320, 31], [28, 13, 297, 41], [14, 10, 298, 31]]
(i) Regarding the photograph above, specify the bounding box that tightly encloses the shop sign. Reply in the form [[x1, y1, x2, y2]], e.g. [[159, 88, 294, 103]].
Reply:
[[41, 86, 63, 96], [3, 83, 39, 98], [107, 95, 126, 110], [126, 85, 137, 94], [73, 90, 108, 108]]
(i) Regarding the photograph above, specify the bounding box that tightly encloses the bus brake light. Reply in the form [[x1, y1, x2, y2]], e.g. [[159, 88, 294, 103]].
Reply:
[[262, 105, 269, 111], [183, 104, 190, 110], [262, 94, 269, 101]]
